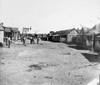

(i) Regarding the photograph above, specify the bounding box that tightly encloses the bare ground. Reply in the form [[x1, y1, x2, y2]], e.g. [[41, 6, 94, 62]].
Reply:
[[0, 40, 100, 85]]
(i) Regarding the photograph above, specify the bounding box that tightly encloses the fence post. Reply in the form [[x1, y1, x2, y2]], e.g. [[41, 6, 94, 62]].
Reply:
[[91, 34, 95, 51]]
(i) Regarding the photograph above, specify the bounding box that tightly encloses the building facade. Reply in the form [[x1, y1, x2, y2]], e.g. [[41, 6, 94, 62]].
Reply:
[[0, 23, 4, 46]]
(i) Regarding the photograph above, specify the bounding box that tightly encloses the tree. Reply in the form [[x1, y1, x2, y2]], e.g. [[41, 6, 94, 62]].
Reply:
[[49, 31, 55, 35]]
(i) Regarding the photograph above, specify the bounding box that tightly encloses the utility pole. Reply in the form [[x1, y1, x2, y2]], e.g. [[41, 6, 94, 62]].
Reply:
[[92, 34, 95, 51], [93, 34, 95, 51]]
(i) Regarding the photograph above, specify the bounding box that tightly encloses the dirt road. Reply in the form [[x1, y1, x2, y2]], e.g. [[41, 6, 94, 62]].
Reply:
[[0, 40, 100, 85]]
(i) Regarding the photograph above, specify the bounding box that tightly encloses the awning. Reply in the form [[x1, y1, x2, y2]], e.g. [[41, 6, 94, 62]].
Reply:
[[11, 28, 18, 32], [4, 27, 11, 32]]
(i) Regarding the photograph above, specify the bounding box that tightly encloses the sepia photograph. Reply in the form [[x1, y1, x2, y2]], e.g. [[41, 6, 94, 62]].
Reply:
[[0, 0, 100, 85]]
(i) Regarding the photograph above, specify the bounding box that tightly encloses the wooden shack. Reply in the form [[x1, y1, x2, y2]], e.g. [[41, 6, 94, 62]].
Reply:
[[54, 28, 79, 43]]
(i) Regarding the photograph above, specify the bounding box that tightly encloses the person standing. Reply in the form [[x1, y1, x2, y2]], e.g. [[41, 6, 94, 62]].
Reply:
[[7, 37, 11, 48], [30, 36, 33, 44], [32, 36, 35, 44], [37, 35, 39, 44], [22, 36, 26, 46], [5, 37, 8, 46]]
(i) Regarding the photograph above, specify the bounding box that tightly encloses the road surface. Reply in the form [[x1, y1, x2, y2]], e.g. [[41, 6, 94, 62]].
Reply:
[[0, 40, 100, 85]]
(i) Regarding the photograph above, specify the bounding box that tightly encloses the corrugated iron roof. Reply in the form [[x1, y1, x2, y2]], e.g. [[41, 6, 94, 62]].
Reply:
[[55, 28, 77, 36]]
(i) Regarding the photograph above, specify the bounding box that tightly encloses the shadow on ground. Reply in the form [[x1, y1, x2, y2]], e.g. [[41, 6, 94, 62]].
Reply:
[[68, 45, 88, 50], [82, 53, 100, 63]]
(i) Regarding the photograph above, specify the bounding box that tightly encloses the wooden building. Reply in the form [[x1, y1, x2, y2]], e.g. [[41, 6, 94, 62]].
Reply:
[[66, 28, 79, 43], [3, 26, 12, 39], [76, 24, 100, 51], [11, 27, 19, 40], [54, 28, 79, 43], [76, 26, 91, 46], [41, 34, 48, 41], [0, 23, 4, 46], [52, 34, 61, 42]]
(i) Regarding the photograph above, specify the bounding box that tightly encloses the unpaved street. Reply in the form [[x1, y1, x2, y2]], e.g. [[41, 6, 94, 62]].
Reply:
[[0, 40, 100, 85]]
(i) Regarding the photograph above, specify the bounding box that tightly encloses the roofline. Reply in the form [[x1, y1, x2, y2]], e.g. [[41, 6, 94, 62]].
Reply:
[[3, 26, 12, 29], [66, 28, 79, 34]]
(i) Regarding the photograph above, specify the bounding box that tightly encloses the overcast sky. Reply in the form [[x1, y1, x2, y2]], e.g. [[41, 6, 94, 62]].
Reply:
[[0, 0, 100, 33]]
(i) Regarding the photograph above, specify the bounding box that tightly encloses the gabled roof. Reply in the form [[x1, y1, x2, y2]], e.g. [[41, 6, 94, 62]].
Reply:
[[87, 23, 100, 35], [55, 28, 78, 36], [92, 23, 100, 31], [79, 26, 90, 35], [64, 28, 78, 35]]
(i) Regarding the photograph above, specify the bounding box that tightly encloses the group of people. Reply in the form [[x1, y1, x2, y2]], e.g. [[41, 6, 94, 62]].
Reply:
[[5, 37, 11, 48], [4, 34, 40, 48], [21, 34, 40, 46]]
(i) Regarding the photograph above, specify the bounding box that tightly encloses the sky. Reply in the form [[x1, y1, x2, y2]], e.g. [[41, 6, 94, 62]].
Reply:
[[0, 0, 100, 33]]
